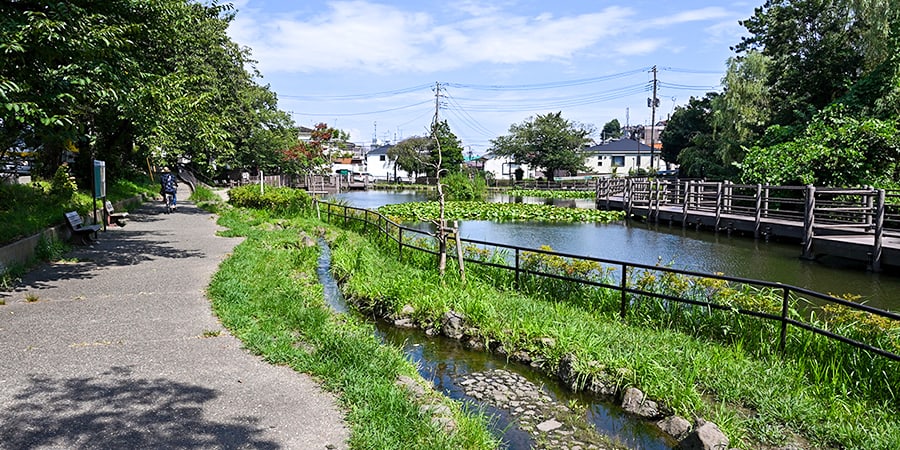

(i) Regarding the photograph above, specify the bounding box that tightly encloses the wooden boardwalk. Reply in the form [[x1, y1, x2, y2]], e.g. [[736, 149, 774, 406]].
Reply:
[[596, 178, 900, 271]]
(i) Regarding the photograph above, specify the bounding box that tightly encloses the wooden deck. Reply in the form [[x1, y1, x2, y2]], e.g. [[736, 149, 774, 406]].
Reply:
[[597, 179, 900, 271]]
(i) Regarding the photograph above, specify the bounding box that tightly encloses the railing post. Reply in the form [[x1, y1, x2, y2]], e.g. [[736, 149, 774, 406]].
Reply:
[[801, 185, 816, 260], [779, 286, 789, 355], [620, 264, 628, 319], [754, 184, 763, 239], [398, 228, 403, 260], [625, 178, 633, 217], [343, 205, 348, 226], [714, 182, 723, 231], [871, 189, 885, 272], [514, 248, 521, 289], [865, 186, 874, 229], [682, 180, 691, 227], [763, 186, 770, 218]]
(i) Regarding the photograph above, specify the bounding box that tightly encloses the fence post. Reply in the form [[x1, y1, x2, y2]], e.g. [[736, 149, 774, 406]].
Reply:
[[682, 180, 691, 227], [865, 186, 874, 229], [514, 248, 521, 289], [620, 264, 628, 319], [801, 185, 816, 260], [398, 228, 403, 260], [779, 286, 789, 355], [343, 205, 348, 226], [871, 189, 885, 272], [754, 184, 763, 239]]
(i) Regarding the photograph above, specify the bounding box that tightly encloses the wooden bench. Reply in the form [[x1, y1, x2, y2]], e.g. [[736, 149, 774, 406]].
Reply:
[[64, 211, 101, 244], [104, 200, 129, 226]]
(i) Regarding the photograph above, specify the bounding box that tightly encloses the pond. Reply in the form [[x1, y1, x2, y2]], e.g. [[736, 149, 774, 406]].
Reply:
[[330, 190, 900, 311]]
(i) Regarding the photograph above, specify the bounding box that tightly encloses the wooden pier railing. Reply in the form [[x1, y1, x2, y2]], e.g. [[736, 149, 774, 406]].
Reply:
[[596, 178, 900, 271]]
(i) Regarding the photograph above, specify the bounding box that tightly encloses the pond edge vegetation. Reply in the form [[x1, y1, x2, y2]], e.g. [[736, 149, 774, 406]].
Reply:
[[223, 185, 898, 449]]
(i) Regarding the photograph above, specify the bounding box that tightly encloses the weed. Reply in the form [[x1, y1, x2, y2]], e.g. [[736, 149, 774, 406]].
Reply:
[[200, 329, 221, 338], [24, 293, 39, 302]]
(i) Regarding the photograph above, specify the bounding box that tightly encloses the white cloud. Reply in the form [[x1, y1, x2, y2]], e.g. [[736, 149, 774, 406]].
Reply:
[[648, 7, 730, 27], [230, 1, 639, 74]]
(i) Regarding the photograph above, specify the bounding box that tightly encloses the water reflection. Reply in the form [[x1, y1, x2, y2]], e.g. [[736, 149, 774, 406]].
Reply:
[[332, 190, 900, 310]]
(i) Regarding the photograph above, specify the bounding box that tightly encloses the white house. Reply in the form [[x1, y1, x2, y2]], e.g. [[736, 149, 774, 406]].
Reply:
[[365, 145, 412, 182], [481, 154, 537, 181], [583, 138, 666, 176]]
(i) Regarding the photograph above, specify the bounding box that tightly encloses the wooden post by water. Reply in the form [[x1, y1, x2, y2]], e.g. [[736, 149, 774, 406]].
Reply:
[[754, 184, 763, 239], [682, 180, 691, 227], [801, 185, 816, 260], [871, 189, 885, 272], [714, 182, 723, 231], [625, 178, 633, 217]]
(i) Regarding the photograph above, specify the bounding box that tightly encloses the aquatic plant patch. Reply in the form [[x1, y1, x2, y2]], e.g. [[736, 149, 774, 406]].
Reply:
[[378, 201, 624, 223], [507, 189, 596, 199]]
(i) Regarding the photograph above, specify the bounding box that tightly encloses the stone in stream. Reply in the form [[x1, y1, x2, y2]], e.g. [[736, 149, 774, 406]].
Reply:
[[457, 369, 623, 449]]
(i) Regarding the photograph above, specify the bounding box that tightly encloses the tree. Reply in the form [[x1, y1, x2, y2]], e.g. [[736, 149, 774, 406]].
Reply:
[[713, 52, 772, 166], [280, 123, 346, 178], [490, 112, 593, 178], [389, 136, 430, 180], [733, 0, 867, 127], [601, 119, 623, 140], [741, 105, 900, 186], [428, 120, 464, 177]]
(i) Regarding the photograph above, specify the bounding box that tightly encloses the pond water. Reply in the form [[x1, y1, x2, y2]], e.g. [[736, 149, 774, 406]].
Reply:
[[330, 190, 900, 311]]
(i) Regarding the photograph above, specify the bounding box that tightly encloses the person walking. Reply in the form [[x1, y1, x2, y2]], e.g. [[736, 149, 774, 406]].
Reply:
[[160, 167, 178, 211]]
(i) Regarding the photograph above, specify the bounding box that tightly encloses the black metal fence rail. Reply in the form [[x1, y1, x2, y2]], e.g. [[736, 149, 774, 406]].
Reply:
[[315, 200, 900, 363]]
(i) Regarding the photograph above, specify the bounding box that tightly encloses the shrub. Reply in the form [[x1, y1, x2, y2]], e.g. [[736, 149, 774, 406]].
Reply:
[[228, 185, 311, 212], [437, 172, 487, 201]]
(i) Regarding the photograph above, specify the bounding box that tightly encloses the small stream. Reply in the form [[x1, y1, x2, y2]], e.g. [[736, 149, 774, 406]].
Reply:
[[316, 239, 674, 450]]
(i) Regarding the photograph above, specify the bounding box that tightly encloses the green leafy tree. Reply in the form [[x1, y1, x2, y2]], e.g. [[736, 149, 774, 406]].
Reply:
[[490, 112, 593, 178], [733, 0, 867, 127], [713, 52, 771, 166], [660, 93, 732, 178], [601, 119, 622, 140], [389, 136, 430, 181], [429, 120, 464, 177], [741, 105, 900, 186]]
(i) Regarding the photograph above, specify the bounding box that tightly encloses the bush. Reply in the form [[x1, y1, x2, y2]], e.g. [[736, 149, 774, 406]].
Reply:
[[228, 185, 311, 212], [438, 172, 487, 201]]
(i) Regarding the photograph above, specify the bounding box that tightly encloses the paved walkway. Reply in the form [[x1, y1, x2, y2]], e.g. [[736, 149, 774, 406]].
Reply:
[[0, 193, 349, 449]]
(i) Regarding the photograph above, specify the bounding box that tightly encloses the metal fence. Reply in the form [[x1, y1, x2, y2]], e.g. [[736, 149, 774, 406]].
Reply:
[[315, 199, 900, 364]]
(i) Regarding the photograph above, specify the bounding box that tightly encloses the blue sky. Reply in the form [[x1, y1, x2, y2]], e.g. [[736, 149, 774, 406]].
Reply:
[[228, 0, 758, 153]]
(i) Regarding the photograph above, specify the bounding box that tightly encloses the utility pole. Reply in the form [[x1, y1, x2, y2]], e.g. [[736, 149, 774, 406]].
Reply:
[[649, 65, 659, 172]]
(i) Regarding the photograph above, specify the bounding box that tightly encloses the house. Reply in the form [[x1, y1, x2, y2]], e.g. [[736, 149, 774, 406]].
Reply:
[[481, 154, 536, 181], [365, 144, 412, 183], [583, 138, 665, 176]]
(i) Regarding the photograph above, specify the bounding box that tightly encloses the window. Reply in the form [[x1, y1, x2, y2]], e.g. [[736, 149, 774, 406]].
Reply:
[[612, 156, 625, 167], [597, 159, 603, 166], [379, 155, 386, 161]]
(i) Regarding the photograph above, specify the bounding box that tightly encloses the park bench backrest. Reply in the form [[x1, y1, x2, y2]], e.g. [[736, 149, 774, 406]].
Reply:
[[65, 211, 84, 229]]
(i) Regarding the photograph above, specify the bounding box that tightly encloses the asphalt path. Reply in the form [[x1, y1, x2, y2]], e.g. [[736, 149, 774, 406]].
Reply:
[[0, 192, 349, 449]]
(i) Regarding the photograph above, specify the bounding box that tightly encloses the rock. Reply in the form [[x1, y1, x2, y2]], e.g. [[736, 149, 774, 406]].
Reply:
[[393, 318, 416, 328], [510, 350, 532, 364], [536, 419, 563, 432], [396, 375, 428, 399], [677, 419, 729, 450], [586, 377, 617, 396], [399, 304, 415, 316], [557, 354, 578, 389], [441, 311, 465, 339], [657, 415, 692, 440], [539, 337, 556, 348], [420, 404, 452, 417], [621, 387, 661, 419]]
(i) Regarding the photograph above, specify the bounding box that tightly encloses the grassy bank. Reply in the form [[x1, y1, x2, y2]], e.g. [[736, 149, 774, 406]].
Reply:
[[206, 206, 498, 449]]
